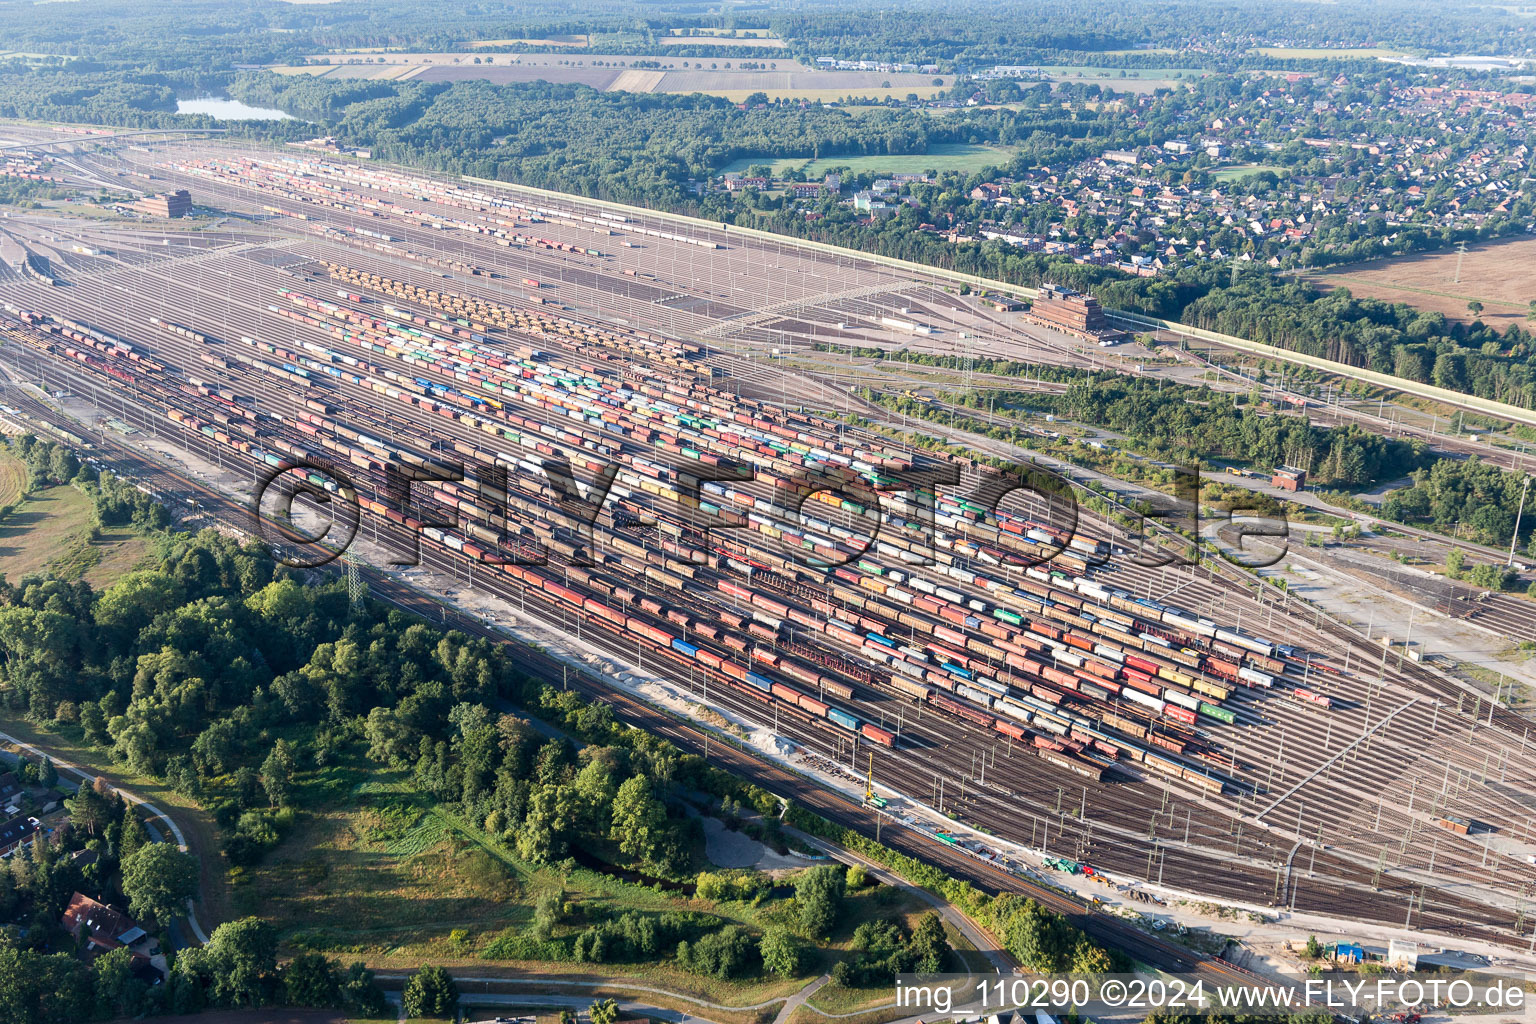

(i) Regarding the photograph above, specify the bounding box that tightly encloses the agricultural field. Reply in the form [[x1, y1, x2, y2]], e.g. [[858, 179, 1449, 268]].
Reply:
[[696, 85, 949, 103], [1036, 64, 1208, 77], [660, 30, 787, 48], [654, 70, 950, 99], [0, 451, 25, 508], [283, 53, 948, 99], [1028, 65, 1209, 93], [1305, 237, 1536, 329], [721, 143, 1022, 178], [464, 35, 591, 48], [1250, 46, 1413, 59]]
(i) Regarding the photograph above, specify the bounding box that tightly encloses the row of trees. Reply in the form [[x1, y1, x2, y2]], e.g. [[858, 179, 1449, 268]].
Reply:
[[784, 805, 1127, 975], [2, 0, 1531, 71], [1043, 377, 1429, 488], [1, 915, 385, 1024]]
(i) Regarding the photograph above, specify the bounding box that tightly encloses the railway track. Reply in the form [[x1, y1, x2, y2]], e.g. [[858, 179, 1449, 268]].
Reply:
[[0, 144, 1531, 951], [0, 378, 1281, 989]]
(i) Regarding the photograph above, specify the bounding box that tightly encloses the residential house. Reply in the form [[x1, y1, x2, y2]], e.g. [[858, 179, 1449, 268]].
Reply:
[[62, 892, 155, 956], [0, 814, 40, 857]]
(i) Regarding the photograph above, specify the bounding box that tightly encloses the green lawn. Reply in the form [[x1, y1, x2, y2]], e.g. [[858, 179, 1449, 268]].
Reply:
[[721, 143, 1021, 179], [1211, 163, 1286, 182]]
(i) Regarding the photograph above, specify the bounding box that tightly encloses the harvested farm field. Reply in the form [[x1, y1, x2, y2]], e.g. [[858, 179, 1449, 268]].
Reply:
[[1305, 236, 1536, 328], [285, 52, 949, 98]]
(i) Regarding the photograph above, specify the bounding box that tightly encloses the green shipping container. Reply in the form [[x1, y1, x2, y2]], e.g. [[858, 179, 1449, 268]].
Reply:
[[1199, 701, 1236, 725]]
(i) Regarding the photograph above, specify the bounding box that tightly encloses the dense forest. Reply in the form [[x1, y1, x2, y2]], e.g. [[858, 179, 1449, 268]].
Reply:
[[1041, 377, 1429, 487], [0, 0, 1530, 69]]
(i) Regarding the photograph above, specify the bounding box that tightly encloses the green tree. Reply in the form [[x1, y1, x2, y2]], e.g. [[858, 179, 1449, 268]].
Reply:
[[47, 445, 78, 484], [205, 917, 279, 1006], [91, 947, 143, 1019], [282, 951, 340, 1007], [121, 842, 199, 925], [590, 997, 621, 1024], [676, 925, 756, 979], [79, 702, 107, 744], [338, 961, 388, 1016], [610, 774, 666, 868], [1071, 937, 1114, 974], [261, 739, 296, 807], [518, 783, 578, 863], [794, 864, 846, 938], [0, 945, 94, 1024], [759, 926, 807, 977], [119, 810, 151, 861], [907, 912, 952, 972], [402, 965, 458, 1019], [1467, 299, 1484, 317]]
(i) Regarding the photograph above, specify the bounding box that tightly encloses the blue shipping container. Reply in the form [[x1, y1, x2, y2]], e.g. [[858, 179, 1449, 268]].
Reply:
[[671, 639, 699, 658], [826, 707, 859, 731], [745, 671, 773, 692]]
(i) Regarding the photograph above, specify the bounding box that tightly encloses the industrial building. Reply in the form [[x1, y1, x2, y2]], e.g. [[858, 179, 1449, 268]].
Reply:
[[1271, 466, 1306, 492], [1023, 284, 1129, 344], [134, 190, 191, 218]]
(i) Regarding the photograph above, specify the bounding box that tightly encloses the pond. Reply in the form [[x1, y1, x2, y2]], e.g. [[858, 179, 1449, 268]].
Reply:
[[175, 96, 295, 121]]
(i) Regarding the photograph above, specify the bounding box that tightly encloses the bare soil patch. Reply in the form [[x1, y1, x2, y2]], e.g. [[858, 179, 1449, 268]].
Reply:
[[1306, 236, 1536, 329]]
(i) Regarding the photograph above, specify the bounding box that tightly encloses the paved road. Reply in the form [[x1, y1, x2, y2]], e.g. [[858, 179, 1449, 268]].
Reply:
[[0, 728, 210, 943], [375, 972, 809, 1024], [771, 974, 831, 1024], [388, 991, 725, 1024]]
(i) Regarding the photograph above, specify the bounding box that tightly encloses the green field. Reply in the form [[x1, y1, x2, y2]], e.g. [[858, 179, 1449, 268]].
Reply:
[[1250, 46, 1411, 59], [1211, 163, 1285, 182], [0, 453, 26, 508], [1036, 64, 1208, 79], [0, 459, 150, 586], [721, 143, 1021, 178], [245, 749, 956, 1015]]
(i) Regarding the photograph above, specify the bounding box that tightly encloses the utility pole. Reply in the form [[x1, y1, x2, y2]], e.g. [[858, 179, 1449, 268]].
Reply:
[[1510, 474, 1530, 567]]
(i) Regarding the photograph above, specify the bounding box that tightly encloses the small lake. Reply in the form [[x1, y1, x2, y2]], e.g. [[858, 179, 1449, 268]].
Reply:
[[176, 96, 294, 121]]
